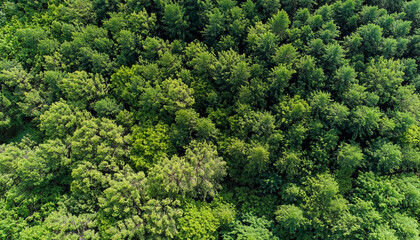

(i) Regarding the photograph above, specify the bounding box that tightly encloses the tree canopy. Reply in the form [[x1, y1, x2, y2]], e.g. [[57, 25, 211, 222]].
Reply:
[[0, 0, 419, 238]]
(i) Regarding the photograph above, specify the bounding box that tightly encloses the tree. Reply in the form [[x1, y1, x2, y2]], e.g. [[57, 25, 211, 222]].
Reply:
[[0, 199, 26, 239], [222, 138, 270, 185], [39, 100, 89, 140], [293, 173, 354, 238], [369, 224, 398, 240], [275, 204, 306, 239], [275, 150, 305, 181], [353, 172, 404, 214], [326, 102, 350, 128], [361, 57, 404, 106], [373, 141, 403, 174], [222, 213, 279, 240], [214, 49, 251, 97], [391, 213, 420, 240], [269, 10, 290, 40], [0, 93, 12, 138], [147, 140, 226, 199], [322, 43, 347, 75], [59, 25, 115, 76], [0, 63, 33, 140], [171, 109, 219, 150], [277, 95, 310, 124], [146, 155, 196, 198], [142, 198, 182, 239], [59, 71, 107, 108], [255, 0, 281, 21], [244, 145, 270, 181], [162, 2, 188, 40], [403, 0, 419, 28], [246, 22, 278, 64], [62, 0, 96, 25], [177, 201, 220, 240], [335, 143, 364, 193], [181, 0, 208, 40], [160, 77, 195, 116], [337, 143, 364, 173], [69, 161, 110, 213], [273, 44, 299, 65], [93, 97, 122, 118], [42, 207, 98, 240], [268, 64, 295, 99], [357, 24, 383, 57], [15, 27, 47, 70], [295, 55, 325, 95], [115, 29, 138, 67], [318, 20, 340, 44], [349, 106, 383, 139], [110, 64, 149, 108], [203, 8, 225, 47], [1, 0, 420, 237], [225, 6, 249, 47], [130, 123, 173, 170], [0, 141, 68, 234], [331, 65, 357, 94], [183, 140, 227, 199], [331, 0, 358, 34], [70, 118, 129, 165], [97, 166, 147, 239]]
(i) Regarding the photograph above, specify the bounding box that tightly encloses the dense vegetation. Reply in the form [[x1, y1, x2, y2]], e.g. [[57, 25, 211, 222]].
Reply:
[[0, 0, 419, 239]]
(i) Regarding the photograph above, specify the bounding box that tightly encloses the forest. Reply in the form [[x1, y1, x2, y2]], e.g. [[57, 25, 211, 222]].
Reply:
[[0, 0, 419, 239]]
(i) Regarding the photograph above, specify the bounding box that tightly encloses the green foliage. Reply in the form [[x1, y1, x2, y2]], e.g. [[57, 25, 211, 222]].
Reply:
[[269, 64, 295, 99], [70, 118, 129, 165], [177, 199, 235, 240], [273, 44, 299, 65], [143, 198, 182, 239], [373, 141, 403, 174], [0, 200, 26, 239], [356, 23, 383, 57], [163, 3, 188, 40], [275, 204, 306, 238], [0, 63, 33, 140], [337, 143, 364, 172], [204, 8, 225, 47], [130, 123, 173, 170], [275, 150, 306, 181], [223, 187, 279, 218], [391, 213, 420, 240], [349, 106, 383, 139], [60, 71, 107, 108], [269, 10, 290, 40], [222, 138, 272, 184], [160, 77, 195, 115], [184, 140, 227, 199], [295, 55, 325, 95], [42, 207, 98, 240], [1, 0, 420, 238], [39, 100, 89, 140], [147, 140, 226, 199], [276, 95, 311, 127], [93, 97, 122, 118], [246, 22, 278, 63], [147, 155, 196, 198], [97, 166, 147, 239], [222, 213, 279, 240], [361, 57, 404, 106]]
